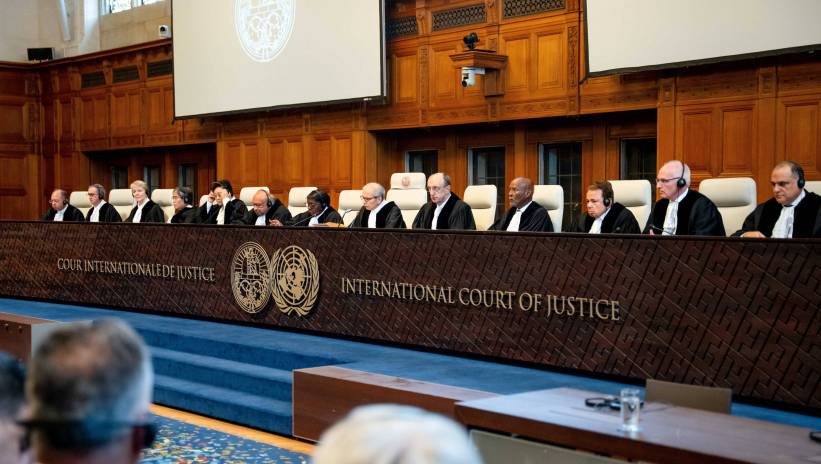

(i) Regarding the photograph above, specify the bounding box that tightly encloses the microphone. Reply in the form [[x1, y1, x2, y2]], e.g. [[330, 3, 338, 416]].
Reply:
[[289, 214, 314, 227], [340, 208, 353, 223], [648, 224, 664, 234]]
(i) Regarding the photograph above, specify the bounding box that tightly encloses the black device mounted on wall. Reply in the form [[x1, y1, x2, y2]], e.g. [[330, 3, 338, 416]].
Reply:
[[27, 47, 54, 62]]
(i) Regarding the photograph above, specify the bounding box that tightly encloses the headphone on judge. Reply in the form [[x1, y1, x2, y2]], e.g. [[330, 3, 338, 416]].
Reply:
[[676, 160, 687, 189], [265, 192, 273, 208]]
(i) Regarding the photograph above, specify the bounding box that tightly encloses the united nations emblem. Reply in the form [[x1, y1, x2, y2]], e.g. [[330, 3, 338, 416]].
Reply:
[[230, 242, 271, 314], [269, 245, 319, 317], [234, 0, 296, 63]]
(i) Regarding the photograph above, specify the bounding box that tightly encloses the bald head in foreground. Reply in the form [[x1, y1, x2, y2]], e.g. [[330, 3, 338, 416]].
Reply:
[[313, 404, 482, 464], [490, 177, 552, 232]]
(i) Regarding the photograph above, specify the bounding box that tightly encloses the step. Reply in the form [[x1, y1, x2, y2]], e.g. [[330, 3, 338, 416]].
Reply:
[[151, 347, 293, 401], [139, 328, 340, 371], [153, 374, 292, 435]]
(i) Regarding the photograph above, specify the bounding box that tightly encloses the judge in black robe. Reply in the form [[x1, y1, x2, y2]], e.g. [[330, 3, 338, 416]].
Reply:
[[171, 207, 198, 224], [644, 161, 724, 236], [241, 190, 292, 226], [205, 180, 247, 225], [169, 187, 199, 224], [125, 180, 165, 223], [489, 177, 552, 232], [349, 183, 406, 229], [86, 202, 121, 222], [275, 189, 342, 227], [412, 173, 475, 230], [42, 189, 84, 222], [575, 181, 640, 234], [733, 162, 821, 238], [196, 188, 220, 224]]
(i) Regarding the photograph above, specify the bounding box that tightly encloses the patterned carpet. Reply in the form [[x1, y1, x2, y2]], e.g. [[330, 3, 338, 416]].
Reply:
[[142, 415, 309, 464]]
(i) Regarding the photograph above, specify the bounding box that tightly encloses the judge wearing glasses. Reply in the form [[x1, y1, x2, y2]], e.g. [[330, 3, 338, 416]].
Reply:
[[412, 172, 475, 230], [349, 183, 406, 229], [644, 160, 724, 236], [85, 184, 121, 222]]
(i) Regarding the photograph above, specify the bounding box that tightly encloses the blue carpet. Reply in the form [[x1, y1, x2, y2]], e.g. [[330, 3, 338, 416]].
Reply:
[[145, 415, 308, 464], [2, 297, 819, 433]]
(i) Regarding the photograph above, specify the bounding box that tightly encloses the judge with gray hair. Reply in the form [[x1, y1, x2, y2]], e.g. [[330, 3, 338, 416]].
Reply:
[[313, 404, 482, 464], [24, 319, 155, 464], [349, 182, 406, 229]]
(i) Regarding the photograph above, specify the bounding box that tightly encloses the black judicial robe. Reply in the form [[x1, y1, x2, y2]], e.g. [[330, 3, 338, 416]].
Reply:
[[196, 201, 220, 224], [732, 191, 821, 238], [644, 190, 725, 236], [85, 202, 122, 223], [202, 198, 247, 225], [240, 199, 292, 226], [349, 201, 406, 229], [576, 202, 641, 234], [126, 200, 165, 223], [42, 204, 85, 222], [489, 201, 552, 232], [289, 207, 343, 227], [412, 194, 476, 230], [170, 206, 199, 224]]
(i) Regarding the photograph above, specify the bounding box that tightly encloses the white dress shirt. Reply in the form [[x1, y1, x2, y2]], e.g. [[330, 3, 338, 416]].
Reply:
[[309, 207, 328, 226], [772, 189, 806, 238], [133, 200, 146, 223], [506, 201, 533, 232], [53, 204, 68, 221], [255, 213, 267, 226], [589, 206, 611, 234], [662, 189, 689, 235], [217, 197, 234, 225], [431, 194, 451, 230], [89, 200, 107, 222], [367, 200, 388, 228]]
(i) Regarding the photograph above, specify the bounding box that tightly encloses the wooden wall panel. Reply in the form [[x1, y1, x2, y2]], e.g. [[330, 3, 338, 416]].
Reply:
[[393, 52, 419, 104], [677, 108, 715, 183], [110, 85, 142, 147], [502, 34, 529, 93], [331, 136, 353, 188], [719, 106, 755, 176], [535, 31, 563, 92], [310, 138, 332, 187], [777, 97, 821, 179], [430, 45, 458, 105]]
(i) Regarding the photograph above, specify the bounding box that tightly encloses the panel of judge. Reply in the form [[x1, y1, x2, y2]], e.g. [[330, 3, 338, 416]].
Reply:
[[644, 161, 725, 236], [241, 190, 292, 226], [169, 187, 199, 224], [489, 177, 552, 232], [273, 190, 342, 227], [412, 173, 476, 230], [734, 161, 821, 238], [41, 189, 84, 222], [85, 184, 121, 223], [576, 181, 640, 234], [125, 180, 165, 223], [349, 183, 406, 229]]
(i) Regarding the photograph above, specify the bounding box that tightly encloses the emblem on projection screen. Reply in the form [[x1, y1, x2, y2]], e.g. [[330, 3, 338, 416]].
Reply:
[[234, 0, 295, 63]]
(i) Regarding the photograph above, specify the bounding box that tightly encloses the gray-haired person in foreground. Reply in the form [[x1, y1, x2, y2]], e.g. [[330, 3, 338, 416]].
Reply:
[[312, 404, 483, 464], [24, 319, 155, 464]]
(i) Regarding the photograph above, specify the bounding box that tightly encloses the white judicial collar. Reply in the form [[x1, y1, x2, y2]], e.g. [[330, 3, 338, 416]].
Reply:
[[589, 205, 611, 234], [506, 201, 533, 232], [53, 204, 68, 221], [309, 206, 328, 226], [431, 194, 451, 230], [368, 199, 388, 228], [662, 188, 689, 235], [772, 189, 806, 238], [89, 199, 107, 222]]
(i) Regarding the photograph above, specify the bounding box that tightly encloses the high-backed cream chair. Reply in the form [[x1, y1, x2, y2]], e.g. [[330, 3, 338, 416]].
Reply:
[[337, 190, 362, 226], [533, 185, 563, 232], [108, 189, 134, 221], [698, 177, 756, 236], [609, 179, 652, 230], [804, 180, 821, 194], [646, 379, 732, 414], [463, 185, 497, 231], [240, 186, 270, 211], [69, 191, 91, 217], [385, 172, 427, 229], [151, 188, 175, 222], [287, 186, 318, 216]]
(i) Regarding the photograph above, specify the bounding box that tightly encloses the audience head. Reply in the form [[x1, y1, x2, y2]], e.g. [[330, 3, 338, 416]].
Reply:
[[508, 177, 534, 209], [26, 319, 154, 464], [427, 173, 452, 206], [771, 160, 805, 206], [172, 187, 193, 212], [361, 183, 385, 211], [129, 181, 149, 205], [307, 190, 330, 217], [48, 190, 68, 212], [87, 185, 106, 208], [0, 352, 29, 464], [586, 180, 614, 219], [656, 160, 690, 200], [252, 190, 272, 216], [313, 404, 482, 464]]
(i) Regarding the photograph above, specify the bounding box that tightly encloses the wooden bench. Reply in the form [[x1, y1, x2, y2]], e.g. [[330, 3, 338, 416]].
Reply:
[[0, 312, 65, 362]]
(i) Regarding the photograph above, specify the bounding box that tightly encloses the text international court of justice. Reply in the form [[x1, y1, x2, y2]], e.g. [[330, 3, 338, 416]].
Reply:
[[0, 1, 820, 464]]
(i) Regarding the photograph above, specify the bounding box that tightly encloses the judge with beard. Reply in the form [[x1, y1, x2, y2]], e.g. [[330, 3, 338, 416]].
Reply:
[[412, 173, 475, 230], [349, 182, 405, 229], [490, 177, 552, 232], [644, 161, 724, 236], [241, 190, 292, 226], [42, 189, 84, 222], [169, 187, 199, 224], [85, 184, 121, 222], [209, 180, 247, 225], [734, 161, 821, 238], [576, 181, 640, 234], [272, 190, 342, 227], [125, 180, 165, 223]]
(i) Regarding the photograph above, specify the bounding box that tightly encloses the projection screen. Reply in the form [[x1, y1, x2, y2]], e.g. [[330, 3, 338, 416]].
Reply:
[[172, 0, 385, 118], [585, 0, 821, 77]]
